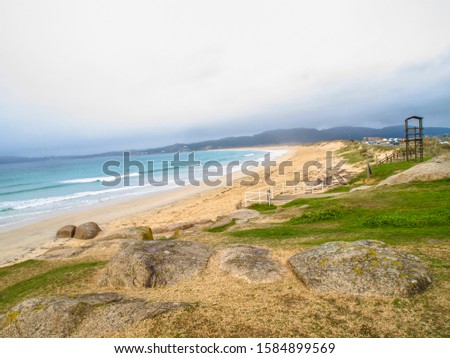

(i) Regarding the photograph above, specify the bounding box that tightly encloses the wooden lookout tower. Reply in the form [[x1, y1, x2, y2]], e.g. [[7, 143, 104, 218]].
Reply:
[[404, 116, 424, 161]]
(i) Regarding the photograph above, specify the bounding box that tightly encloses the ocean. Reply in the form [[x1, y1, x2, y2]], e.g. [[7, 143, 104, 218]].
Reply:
[[0, 149, 284, 231]]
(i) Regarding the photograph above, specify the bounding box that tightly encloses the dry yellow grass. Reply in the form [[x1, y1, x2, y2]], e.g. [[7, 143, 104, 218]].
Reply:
[[2, 212, 448, 338], [50, 233, 447, 338]]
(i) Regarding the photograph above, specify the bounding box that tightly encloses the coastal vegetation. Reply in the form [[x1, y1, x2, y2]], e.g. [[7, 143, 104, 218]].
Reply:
[[0, 145, 448, 338], [248, 203, 277, 213], [0, 261, 105, 314], [231, 179, 450, 247], [328, 160, 421, 192], [204, 219, 237, 233]]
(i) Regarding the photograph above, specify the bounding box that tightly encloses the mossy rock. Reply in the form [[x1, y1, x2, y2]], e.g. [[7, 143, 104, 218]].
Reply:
[[0, 293, 189, 337], [217, 245, 286, 283], [99, 240, 214, 288], [288, 240, 433, 297]]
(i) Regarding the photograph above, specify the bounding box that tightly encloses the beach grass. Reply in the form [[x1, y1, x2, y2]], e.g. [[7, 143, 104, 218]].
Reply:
[[328, 160, 424, 192], [0, 260, 46, 281], [248, 203, 278, 212], [205, 219, 237, 233], [0, 261, 106, 314]]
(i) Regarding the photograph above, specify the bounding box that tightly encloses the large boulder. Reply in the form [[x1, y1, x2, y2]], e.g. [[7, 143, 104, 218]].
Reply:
[[230, 209, 260, 224], [100, 240, 214, 288], [209, 217, 234, 230], [166, 222, 195, 231], [209, 209, 261, 230], [377, 154, 450, 186], [288, 240, 432, 297], [56, 225, 76, 238], [153, 219, 212, 234], [74, 222, 101, 240], [0, 293, 188, 337], [101, 227, 150, 240], [41, 239, 127, 261], [217, 245, 286, 283]]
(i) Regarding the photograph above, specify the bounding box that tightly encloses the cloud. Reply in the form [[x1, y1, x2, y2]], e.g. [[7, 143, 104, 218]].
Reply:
[[0, 0, 449, 155]]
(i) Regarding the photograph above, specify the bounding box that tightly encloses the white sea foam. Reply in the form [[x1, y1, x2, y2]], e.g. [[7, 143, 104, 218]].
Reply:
[[61, 172, 140, 184], [0, 149, 276, 229], [270, 149, 289, 159], [0, 186, 137, 210], [61, 176, 112, 184], [0, 178, 181, 212]]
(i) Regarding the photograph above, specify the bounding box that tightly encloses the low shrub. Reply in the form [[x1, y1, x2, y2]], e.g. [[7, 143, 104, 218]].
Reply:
[[289, 209, 344, 224]]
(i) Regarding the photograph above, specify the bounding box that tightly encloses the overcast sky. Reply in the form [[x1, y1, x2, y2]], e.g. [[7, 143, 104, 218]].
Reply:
[[1, 0, 449, 156]]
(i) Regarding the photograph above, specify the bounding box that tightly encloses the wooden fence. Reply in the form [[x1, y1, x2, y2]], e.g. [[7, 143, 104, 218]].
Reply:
[[244, 182, 326, 207], [377, 151, 406, 165]]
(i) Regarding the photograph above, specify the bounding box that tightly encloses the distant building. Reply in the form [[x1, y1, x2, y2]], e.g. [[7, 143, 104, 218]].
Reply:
[[363, 136, 383, 142]]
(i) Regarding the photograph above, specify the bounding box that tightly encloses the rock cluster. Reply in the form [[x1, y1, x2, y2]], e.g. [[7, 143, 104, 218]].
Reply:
[[1, 238, 435, 337], [56, 222, 101, 240]]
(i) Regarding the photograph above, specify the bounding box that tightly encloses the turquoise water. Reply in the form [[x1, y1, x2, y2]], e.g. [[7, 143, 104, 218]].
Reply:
[[0, 150, 278, 230]]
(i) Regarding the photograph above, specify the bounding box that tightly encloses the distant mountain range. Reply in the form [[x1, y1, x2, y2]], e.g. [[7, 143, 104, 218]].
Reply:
[[2, 125, 449, 164]]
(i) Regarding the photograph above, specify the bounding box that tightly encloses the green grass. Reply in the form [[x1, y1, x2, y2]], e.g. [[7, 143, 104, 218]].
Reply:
[[0, 261, 106, 314], [289, 209, 344, 224], [328, 160, 426, 193], [205, 219, 237, 233], [230, 179, 450, 247], [136, 226, 154, 240], [363, 211, 449, 228], [332, 140, 436, 193], [282, 196, 335, 209], [359, 160, 424, 182], [248, 203, 277, 212], [336, 142, 367, 164], [0, 260, 46, 280], [339, 149, 365, 164], [420, 256, 450, 281]]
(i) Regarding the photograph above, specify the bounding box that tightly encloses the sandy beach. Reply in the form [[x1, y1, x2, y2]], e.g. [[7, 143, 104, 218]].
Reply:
[[0, 141, 350, 266]]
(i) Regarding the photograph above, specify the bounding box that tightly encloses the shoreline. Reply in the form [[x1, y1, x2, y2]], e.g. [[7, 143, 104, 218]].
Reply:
[[0, 182, 223, 266], [0, 142, 347, 267], [0, 146, 286, 233]]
